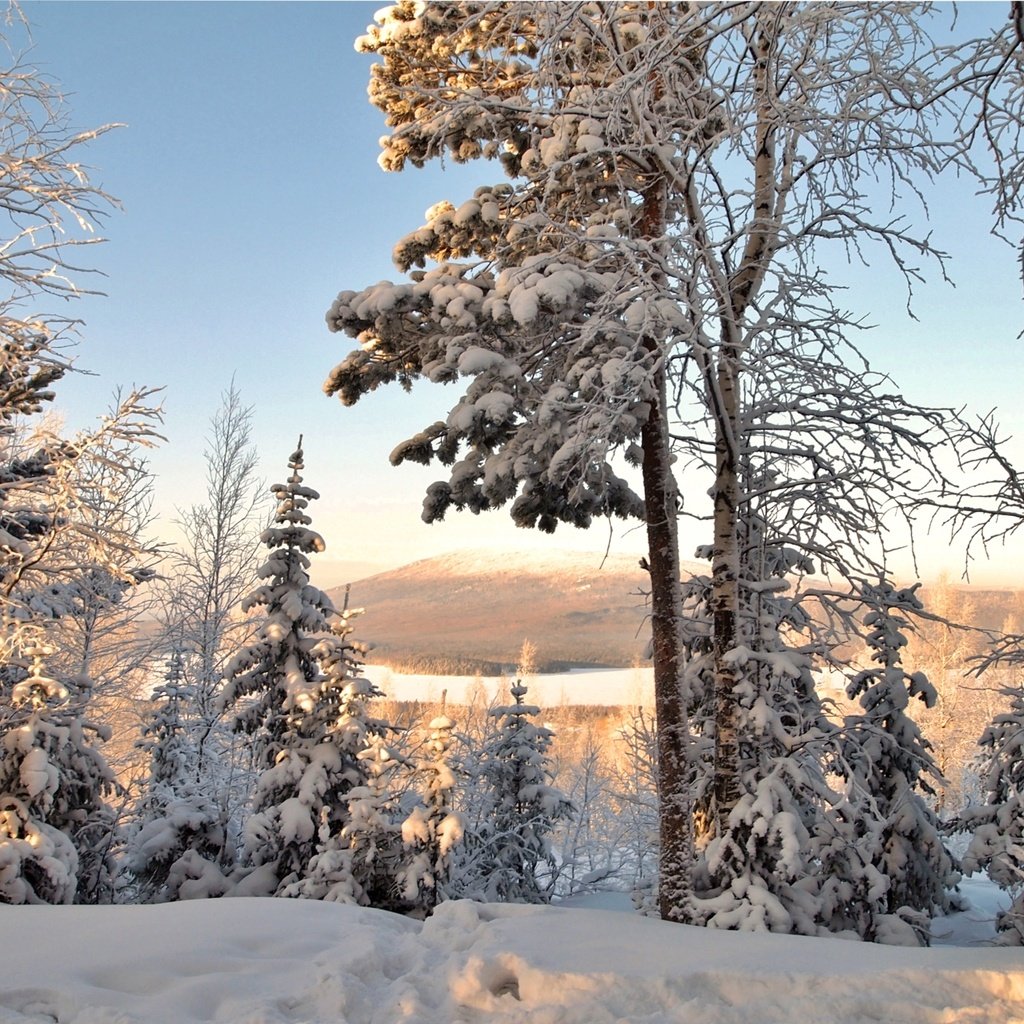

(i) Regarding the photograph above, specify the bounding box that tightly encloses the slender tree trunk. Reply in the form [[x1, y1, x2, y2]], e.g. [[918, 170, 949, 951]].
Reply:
[[710, 10, 776, 834], [642, 372, 693, 922], [637, 129, 693, 920], [711, 346, 742, 831]]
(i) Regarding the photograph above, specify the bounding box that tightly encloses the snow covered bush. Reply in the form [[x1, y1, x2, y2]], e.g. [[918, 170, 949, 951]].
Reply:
[[0, 632, 118, 904], [961, 684, 1024, 944], [127, 649, 231, 902]]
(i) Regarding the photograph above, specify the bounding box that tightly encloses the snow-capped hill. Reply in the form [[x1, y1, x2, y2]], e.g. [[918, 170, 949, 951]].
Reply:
[[329, 548, 706, 670], [360, 547, 645, 580]]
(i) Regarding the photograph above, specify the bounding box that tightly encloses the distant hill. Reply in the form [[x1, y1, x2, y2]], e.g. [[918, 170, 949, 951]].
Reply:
[[331, 549, 705, 671], [329, 550, 1024, 672]]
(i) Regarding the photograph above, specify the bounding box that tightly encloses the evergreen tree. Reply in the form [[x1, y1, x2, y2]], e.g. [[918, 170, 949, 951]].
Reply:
[[284, 676, 399, 906], [837, 584, 958, 944], [220, 440, 381, 896], [137, 649, 196, 804], [961, 684, 1024, 945], [0, 631, 117, 904], [696, 526, 837, 936], [127, 648, 229, 902], [469, 681, 573, 903], [397, 715, 464, 913]]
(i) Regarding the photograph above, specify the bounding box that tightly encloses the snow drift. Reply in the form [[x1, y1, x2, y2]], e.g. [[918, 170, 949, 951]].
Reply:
[[1, 897, 1022, 1023]]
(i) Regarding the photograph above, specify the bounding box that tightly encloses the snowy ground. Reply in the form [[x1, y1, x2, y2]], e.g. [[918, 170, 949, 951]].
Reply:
[[2, 890, 1022, 1024]]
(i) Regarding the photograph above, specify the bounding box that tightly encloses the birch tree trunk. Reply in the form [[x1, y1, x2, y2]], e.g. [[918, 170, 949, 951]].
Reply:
[[710, 9, 778, 832]]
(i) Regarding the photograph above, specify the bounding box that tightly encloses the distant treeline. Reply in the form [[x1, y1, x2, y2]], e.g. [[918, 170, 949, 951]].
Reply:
[[368, 651, 614, 676]]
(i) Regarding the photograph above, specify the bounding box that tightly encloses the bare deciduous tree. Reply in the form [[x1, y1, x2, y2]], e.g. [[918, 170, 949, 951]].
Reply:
[[164, 384, 266, 786]]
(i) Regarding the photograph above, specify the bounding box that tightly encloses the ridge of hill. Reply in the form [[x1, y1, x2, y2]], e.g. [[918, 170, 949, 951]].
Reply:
[[329, 550, 1024, 672], [331, 549, 698, 671]]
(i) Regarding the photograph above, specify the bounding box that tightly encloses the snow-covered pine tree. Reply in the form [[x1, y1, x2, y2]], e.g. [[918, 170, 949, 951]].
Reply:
[[838, 583, 958, 944], [397, 715, 464, 913], [0, 631, 118, 904], [696, 514, 838, 936], [284, 676, 399, 906], [220, 440, 382, 896], [127, 647, 229, 902], [136, 649, 196, 809], [466, 681, 573, 903], [961, 684, 1024, 945]]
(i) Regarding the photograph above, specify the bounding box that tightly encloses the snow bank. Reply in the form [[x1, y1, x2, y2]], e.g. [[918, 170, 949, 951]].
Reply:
[[1, 897, 1022, 1023]]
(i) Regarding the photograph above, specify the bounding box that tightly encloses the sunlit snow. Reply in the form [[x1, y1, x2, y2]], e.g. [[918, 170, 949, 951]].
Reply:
[[1, 893, 1021, 1023]]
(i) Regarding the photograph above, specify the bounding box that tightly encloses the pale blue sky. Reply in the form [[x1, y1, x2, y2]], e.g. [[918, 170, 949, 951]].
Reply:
[[18, 1, 1024, 587]]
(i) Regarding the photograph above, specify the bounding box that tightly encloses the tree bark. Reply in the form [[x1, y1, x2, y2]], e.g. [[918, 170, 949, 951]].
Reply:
[[711, 345, 742, 831], [642, 364, 693, 922], [711, 8, 776, 834], [636, 120, 693, 920]]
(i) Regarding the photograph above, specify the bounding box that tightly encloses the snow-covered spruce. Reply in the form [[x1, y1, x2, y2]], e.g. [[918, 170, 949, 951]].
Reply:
[[0, 631, 118, 904], [961, 684, 1024, 944], [397, 715, 464, 913], [282, 677, 400, 907], [836, 583, 959, 944], [459, 681, 573, 903], [695, 531, 839, 937], [127, 648, 230, 902], [219, 439, 386, 897]]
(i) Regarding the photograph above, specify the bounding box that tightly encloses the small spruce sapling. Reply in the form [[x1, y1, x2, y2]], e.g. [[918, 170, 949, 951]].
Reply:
[[128, 648, 230, 902], [839, 583, 959, 945], [397, 715, 464, 913], [472, 681, 573, 903], [961, 684, 1024, 945]]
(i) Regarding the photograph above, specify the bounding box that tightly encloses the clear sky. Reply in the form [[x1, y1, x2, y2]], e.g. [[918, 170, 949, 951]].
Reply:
[[16, 1, 1024, 588]]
